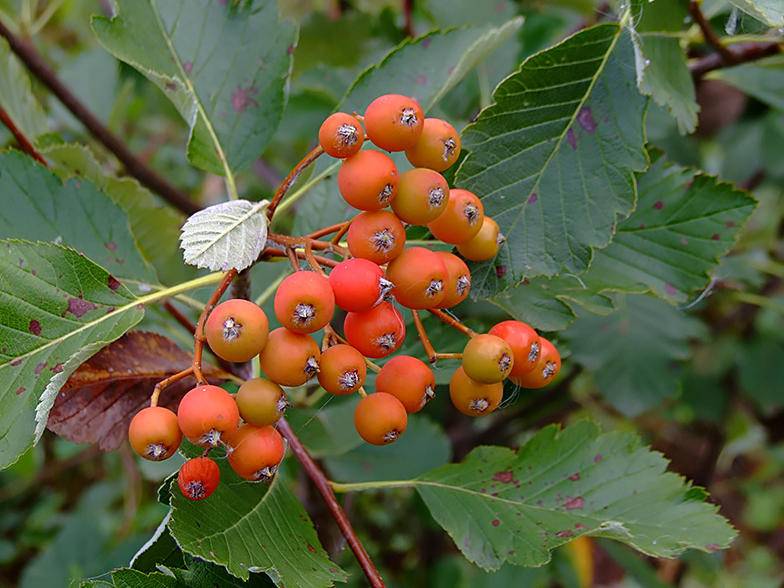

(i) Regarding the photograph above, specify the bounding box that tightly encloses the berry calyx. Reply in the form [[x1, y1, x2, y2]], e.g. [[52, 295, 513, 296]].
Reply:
[[259, 328, 321, 387], [462, 334, 514, 383], [435, 252, 471, 308], [177, 385, 240, 447], [235, 378, 288, 427], [512, 337, 561, 389], [376, 355, 435, 413], [488, 320, 541, 377], [274, 270, 335, 334], [317, 344, 367, 395], [205, 299, 269, 362], [328, 258, 393, 312], [449, 366, 503, 417], [319, 112, 365, 158], [128, 406, 182, 461], [364, 94, 424, 151], [385, 247, 448, 309], [392, 168, 449, 225], [178, 457, 220, 501], [344, 302, 405, 358], [405, 118, 461, 171], [354, 392, 408, 445], [457, 216, 503, 261], [226, 424, 285, 481], [338, 150, 398, 211], [346, 210, 406, 265], [427, 188, 485, 244]]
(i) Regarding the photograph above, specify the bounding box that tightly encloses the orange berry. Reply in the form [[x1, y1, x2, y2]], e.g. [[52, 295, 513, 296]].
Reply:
[[385, 247, 448, 309], [178, 457, 220, 501], [176, 385, 240, 447], [274, 270, 335, 334], [488, 320, 541, 377], [392, 168, 449, 225], [436, 252, 471, 308], [376, 355, 435, 413], [328, 258, 393, 312], [338, 150, 398, 211], [318, 344, 367, 395], [405, 118, 461, 171], [346, 210, 406, 265], [449, 366, 503, 416], [427, 189, 484, 244], [259, 328, 321, 387], [462, 334, 514, 383], [128, 406, 181, 461], [457, 217, 503, 261], [205, 299, 269, 362], [512, 338, 561, 389], [318, 112, 365, 158], [226, 424, 285, 481], [364, 94, 424, 151], [354, 392, 408, 445], [235, 378, 288, 426], [344, 302, 405, 358]]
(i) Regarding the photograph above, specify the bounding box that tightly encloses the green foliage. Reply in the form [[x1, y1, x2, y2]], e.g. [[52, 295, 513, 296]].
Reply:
[[0, 38, 48, 140]]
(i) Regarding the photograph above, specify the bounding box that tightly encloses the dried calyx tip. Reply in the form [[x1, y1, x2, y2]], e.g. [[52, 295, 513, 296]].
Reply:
[[336, 123, 359, 146], [469, 398, 490, 413], [400, 107, 418, 127], [339, 369, 360, 390], [222, 317, 242, 341], [371, 229, 395, 253], [304, 356, 320, 377], [293, 303, 316, 326]]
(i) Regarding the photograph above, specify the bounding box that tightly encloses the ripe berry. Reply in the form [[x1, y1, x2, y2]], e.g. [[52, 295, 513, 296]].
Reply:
[[319, 112, 365, 158], [462, 334, 514, 383], [385, 247, 447, 309], [457, 217, 503, 261], [436, 252, 471, 308], [364, 94, 424, 151], [347, 210, 406, 265], [488, 320, 541, 377], [226, 424, 285, 481], [328, 258, 393, 312], [405, 118, 461, 171], [259, 328, 320, 387], [354, 392, 408, 445], [338, 150, 398, 211], [512, 338, 561, 389], [274, 270, 335, 334], [177, 385, 240, 447], [235, 378, 288, 426], [376, 355, 435, 413], [205, 299, 269, 362], [449, 366, 503, 416], [128, 406, 181, 461], [318, 344, 367, 395], [344, 302, 405, 358], [178, 457, 220, 501], [427, 189, 484, 244], [392, 168, 449, 225]]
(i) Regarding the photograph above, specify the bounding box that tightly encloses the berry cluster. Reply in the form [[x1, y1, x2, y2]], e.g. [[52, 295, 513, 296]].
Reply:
[[128, 94, 561, 501]]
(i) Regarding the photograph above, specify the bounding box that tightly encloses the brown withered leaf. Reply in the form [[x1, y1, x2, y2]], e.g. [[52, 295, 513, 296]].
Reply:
[[47, 331, 231, 451]]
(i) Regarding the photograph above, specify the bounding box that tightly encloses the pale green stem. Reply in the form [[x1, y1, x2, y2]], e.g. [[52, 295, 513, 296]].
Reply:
[[330, 479, 414, 493]]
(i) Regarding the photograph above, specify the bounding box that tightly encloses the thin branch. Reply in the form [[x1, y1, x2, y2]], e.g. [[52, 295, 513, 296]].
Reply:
[[403, 0, 414, 37], [162, 300, 196, 334], [0, 20, 199, 215], [308, 221, 350, 240], [688, 1, 736, 64], [192, 269, 237, 384], [411, 310, 437, 363], [0, 106, 47, 164], [277, 418, 386, 588], [690, 42, 780, 79], [427, 308, 477, 337], [267, 145, 324, 220]]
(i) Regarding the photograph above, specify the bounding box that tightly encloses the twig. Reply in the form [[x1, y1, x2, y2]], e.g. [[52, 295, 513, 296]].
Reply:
[[690, 42, 780, 79], [688, 1, 736, 64], [0, 106, 47, 165], [277, 418, 385, 588], [331, 221, 351, 246], [162, 300, 196, 335], [267, 145, 324, 220], [427, 308, 477, 337], [0, 20, 199, 215], [403, 0, 414, 37], [150, 367, 194, 407], [192, 269, 238, 384], [411, 310, 437, 363], [308, 221, 350, 240]]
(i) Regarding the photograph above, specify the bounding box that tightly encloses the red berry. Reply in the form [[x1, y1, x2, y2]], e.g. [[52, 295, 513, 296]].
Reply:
[[428, 189, 484, 244], [449, 367, 503, 417], [226, 424, 285, 481], [259, 328, 321, 387], [344, 302, 405, 358], [354, 392, 408, 445], [364, 94, 424, 151], [488, 320, 541, 377], [235, 378, 288, 427], [205, 299, 269, 362], [457, 217, 503, 261], [405, 118, 461, 171], [328, 258, 393, 312], [128, 406, 181, 461], [318, 344, 367, 395], [274, 270, 335, 334], [376, 355, 435, 413], [338, 150, 398, 211], [319, 112, 365, 158], [177, 385, 240, 447], [511, 338, 561, 389], [435, 252, 471, 308], [178, 457, 220, 501], [385, 247, 448, 309], [346, 210, 406, 265], [462, 334, 514, 383]]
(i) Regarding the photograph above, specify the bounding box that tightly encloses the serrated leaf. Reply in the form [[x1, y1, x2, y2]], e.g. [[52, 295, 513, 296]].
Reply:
[[131, 511, 185, 572], [727, 0, 784, 27], [0, 38, 48, 140], [0, 241, 143, 469], [355, 421, 735, 571], [710, 55, 784, 110], [0, 150, 157, 284], [92, 0, 297, 176], [180, 199, 269, 271], [168, 469, 347, 585], [83, 569, 180, 588], [455, 23, 648, 284]]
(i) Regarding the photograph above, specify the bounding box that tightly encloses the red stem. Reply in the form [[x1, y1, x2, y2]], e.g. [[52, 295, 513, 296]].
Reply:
[[192, 269, 237, 384], [690, 42, 780, 79], [403, 0, 414, 37], [266, 145, 324, 220], [0, 106, 47, 165], [688, 1, 736, 64]]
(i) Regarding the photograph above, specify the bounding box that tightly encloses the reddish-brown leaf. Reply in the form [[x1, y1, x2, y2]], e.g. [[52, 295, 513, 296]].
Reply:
[[47, 331, 230, 451]]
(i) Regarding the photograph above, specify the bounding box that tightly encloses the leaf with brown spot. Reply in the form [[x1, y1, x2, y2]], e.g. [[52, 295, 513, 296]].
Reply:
[[47, 331, 230, 451]]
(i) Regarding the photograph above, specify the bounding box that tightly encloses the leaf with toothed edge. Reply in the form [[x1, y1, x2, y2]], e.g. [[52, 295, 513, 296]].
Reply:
[[726, 0, 784, 27], [0, 240, 143, 470], [180, 199, 269, 272]]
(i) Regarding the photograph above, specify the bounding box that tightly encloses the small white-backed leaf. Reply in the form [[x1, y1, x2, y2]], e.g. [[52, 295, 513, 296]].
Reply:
[[180, 199, 269, 271]]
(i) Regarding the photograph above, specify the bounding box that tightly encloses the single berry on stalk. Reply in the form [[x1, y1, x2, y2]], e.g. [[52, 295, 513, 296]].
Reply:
[[328, 257, 393, 312], [364, 94, 424, 151], [338, 150, 398, 211], [344, 302, 405, 358], [376, 355, 436, 413], [354, 392, 408, 445], [449, 366, 503, 417], [225, 424, 285, 482], [428, 189, 485, 244], [405, 118, 461, 171], [235, 378, 288, 427], [462, 333, 515, 383], [128, 406, 181, 461], [319, 112, 365, 158], [177, 384, 240, 447], [274, 270, 335, 334], [178, 457, 220, 501], [205, 299, 269, 362], [318, 344, 367, 395], [259, 328, 321, 387], [347, 210, 406, 265], [392, 168, 449, 225], [385, 247, 448, 309]]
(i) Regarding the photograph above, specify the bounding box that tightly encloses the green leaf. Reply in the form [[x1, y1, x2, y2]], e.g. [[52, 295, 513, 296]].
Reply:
[[455, 24, 648, 285], [338, 421, 735, 571], [563, 294, 707, 416], [727, 0, 784, 27], [737, 337, 784, 412], [92, 0, 297, 177], [0, 38, 48, 140], [0, 150, 157, 284], [710, 55, 784, 110], [167, 468, 346, 585], [84, 569, 180, 588], [131, 512, 185, 572], [0, 241, 143, 469], [287, 397, 362, 458]]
